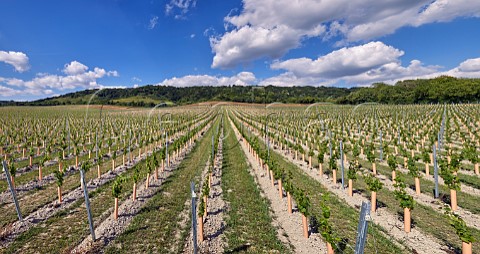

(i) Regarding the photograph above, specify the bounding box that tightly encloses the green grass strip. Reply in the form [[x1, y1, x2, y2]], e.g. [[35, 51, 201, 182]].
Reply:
[[222, 117, 290, 253]]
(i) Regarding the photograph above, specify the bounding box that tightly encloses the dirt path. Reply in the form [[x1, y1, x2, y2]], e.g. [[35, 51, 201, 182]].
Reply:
[[183, 130, 227, 253]]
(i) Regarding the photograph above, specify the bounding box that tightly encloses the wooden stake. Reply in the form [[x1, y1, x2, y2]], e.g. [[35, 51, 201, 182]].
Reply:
[[348, 179, 353, 197], [332, 170, 337, 185], [198, 216, 204, 242], [302, 214, 309, 238], [114, 198, 119, 220], [287, 192, 292, 214], [371, 191, 376, 212], [204, 196, 208, 216], [278, 179, 283, 198], [146, 173, 150, 189], [450, 189, 457, 211], [462, 242, 472, 254], [327, 242, 334, 254], [270, 170, 274, 187], [404, 208, 411, 233], [58, 186, 62, 203], [415, 177, 421, 195], [132, 183, 137, 201]]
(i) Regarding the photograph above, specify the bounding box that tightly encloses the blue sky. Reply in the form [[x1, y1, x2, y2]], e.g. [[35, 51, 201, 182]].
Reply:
[[1, 0, 480, 101]]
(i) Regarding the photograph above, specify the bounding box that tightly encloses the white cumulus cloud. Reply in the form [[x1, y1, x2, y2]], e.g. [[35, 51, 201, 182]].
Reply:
[[0, 60, 119, 98], [0, 50, 30, 72], [262, 42, 449, 86], [457, 58, 480, 72], [0, 85, 21, 97], [211, 0, 480, 68], [271, 42, 404, 78], [211, 24, 324, 69], [63, 60, 88, 75], [157, 72, 256, 87]]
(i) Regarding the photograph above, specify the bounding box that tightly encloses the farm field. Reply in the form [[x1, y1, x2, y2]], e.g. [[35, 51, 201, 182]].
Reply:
[[0, 103, 479, 254]]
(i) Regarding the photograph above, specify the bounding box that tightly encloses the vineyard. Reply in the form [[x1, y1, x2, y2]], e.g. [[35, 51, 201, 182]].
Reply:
[[0, 103, 479, 254]]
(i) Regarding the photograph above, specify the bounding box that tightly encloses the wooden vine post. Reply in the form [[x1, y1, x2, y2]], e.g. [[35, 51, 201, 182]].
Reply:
[[440, 154, 461, 211], [111, 150, 117, 172], [407, 156, 422, 195], [462, 142, 479, 176], [318, 147, 325, 176], [198, 188, 205, 242], [444, 205, 475, 254], [319, 194, 339, 254], [294, 188, 310, 238], [161, 148, 166, 174], [29, 147, 34, 167], [152, 153, 159, 180], [202, 174, 210, 216], [284, 172, 294, 214], [132, 165, 140, 201], [347, 160, 359, 197], [308, 150, 314, 169], [57, 150, 63, 173], [145, 157, 153, 189], [387, 154, 397, 184], [53, 166, 65, 203], [39, 155, 49, 181], [329, 151, 338, 185], [422, 149, 431, 177], [393, 175, 415, 233], [366, 143, 376, 175], [112, 177, 125, 220], [364, 173, 383, 212], [74, 145, 79, 168]]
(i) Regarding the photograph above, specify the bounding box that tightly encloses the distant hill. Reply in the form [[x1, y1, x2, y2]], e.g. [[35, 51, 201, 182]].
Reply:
[[3, 76, 480, 106], [14, 85, 356, 106]]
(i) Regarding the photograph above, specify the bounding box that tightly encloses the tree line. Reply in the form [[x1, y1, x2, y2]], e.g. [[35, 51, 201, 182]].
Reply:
[[1, 76, 479, 106]]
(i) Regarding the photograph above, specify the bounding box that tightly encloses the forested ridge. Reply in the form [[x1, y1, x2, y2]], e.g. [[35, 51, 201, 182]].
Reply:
[[2, 76, 479, 106]]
